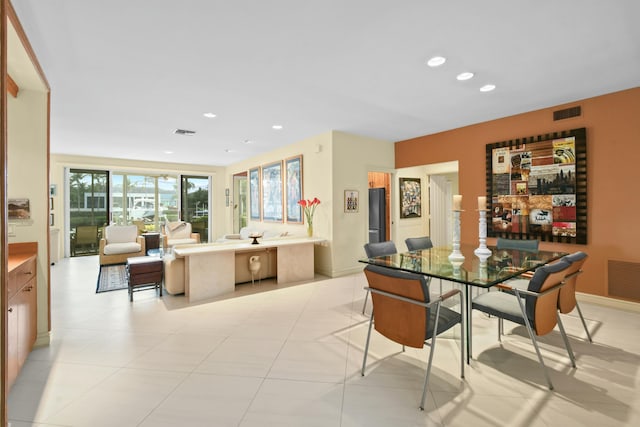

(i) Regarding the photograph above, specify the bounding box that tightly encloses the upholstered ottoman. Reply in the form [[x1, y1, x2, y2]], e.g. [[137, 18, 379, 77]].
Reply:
[[126, 256, 163, 301], [163, 252, 185, 295]]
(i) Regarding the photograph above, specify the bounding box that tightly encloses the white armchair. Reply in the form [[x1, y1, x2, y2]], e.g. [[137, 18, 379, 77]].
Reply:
[[163, 221, 201, 247], [99, 224, 145, 265]]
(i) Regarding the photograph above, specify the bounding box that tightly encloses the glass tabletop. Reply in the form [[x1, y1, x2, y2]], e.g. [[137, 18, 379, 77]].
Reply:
[[359, 244, 568, 288]]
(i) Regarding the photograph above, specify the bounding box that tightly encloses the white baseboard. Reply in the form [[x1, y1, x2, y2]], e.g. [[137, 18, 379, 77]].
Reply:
[[35, 331, 52, 347], [577, 292, 640, 313]]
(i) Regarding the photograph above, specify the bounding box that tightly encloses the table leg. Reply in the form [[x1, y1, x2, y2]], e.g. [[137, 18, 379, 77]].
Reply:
[[465, 285, 472, 364]]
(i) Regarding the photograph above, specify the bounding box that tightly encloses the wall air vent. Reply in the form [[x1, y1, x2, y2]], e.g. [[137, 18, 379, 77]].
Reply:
[[608, 260, 640, 302], [553, 106, 581, 121], [173, 129, 196, 136]]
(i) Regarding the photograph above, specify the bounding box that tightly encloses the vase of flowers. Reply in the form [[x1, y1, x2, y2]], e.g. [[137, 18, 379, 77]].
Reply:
[[298, 197, 320, 237]]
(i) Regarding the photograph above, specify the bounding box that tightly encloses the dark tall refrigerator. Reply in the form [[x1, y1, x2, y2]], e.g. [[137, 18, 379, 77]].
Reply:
[[368, 188, 386, 243]]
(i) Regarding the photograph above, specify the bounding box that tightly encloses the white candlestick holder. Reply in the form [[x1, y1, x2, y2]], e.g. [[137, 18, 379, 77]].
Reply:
[[474, 209, 492, 260], [448, 209, 465, 263]]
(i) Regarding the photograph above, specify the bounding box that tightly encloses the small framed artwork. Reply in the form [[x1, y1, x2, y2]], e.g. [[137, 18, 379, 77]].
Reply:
[[262, 161, 283, 222], [249, 167, 261, 220], [50, 197, 54, 211], [344, 190, 359, 213], [8, 198, 30, 220], [285, 155, 303, 223], [50, 213, 54, 226], [50, 184, 57, 197], [399, 178, 422, 218]]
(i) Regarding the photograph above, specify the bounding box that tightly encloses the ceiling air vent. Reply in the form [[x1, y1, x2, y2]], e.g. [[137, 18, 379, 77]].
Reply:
[[173, 128, 196, 136], [553, 106, 581, 121]]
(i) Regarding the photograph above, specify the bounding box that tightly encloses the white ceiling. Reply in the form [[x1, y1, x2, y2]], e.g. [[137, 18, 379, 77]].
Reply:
[[11, 0, 640, 167]]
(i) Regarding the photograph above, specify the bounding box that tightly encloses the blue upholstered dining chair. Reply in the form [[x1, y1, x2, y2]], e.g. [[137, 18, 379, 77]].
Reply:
[[496, 237, 539, 251], [495, 237, 541, 281], [471, 259, 575, 390], [362, 241, 398, 314], [405, 236, 439, 292], [503, 251, 593, 343], [405, 236, 433, 252], [557, 252, 593, 342], [362, 264, 464, 410]]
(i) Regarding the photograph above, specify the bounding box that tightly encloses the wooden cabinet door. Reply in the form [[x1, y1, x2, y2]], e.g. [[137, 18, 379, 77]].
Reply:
[[7, 300, 19, 389], [17, 278, 38, 367]]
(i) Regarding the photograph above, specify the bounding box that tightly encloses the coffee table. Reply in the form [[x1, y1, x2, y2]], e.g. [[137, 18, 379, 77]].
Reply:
[[126, 256, 163, 301]]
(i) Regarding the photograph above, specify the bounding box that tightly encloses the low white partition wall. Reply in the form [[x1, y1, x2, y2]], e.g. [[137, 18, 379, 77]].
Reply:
[[173, 237, 325, 302]]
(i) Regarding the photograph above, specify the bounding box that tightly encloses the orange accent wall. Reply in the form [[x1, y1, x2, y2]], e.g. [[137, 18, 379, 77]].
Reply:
[[395, 87, 640, 299]]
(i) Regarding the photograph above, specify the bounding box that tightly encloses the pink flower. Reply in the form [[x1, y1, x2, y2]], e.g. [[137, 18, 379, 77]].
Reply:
[[298, 198, 320, 225]]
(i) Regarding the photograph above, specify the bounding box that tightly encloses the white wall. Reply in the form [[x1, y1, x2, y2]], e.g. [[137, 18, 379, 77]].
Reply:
[[225, 130, 395, 277], [8, 88, 50, 345], [225, 132, 334, 274], [332, 131, 395, 276]]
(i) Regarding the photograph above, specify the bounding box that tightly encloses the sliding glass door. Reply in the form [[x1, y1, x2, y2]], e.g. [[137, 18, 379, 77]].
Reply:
[[111, 173, 179, 232], [67, 170, 209, 253], [68, 169, 109, 257], [181, 176, 210, 243]]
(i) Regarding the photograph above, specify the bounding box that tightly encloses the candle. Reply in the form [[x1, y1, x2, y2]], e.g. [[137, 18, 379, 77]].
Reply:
[[478, 196, 487, 211], [453, 194, 462, 211]]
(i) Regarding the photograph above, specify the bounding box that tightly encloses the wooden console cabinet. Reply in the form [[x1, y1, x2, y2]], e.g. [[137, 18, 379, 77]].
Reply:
[[7, 242, 38, 390]]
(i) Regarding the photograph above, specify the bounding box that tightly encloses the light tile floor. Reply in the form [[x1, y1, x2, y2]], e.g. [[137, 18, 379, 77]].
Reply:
[[8, 255, 640, 426]]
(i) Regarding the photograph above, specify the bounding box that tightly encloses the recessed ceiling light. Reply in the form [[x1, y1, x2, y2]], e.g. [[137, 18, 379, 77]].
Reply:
[[203, 112, 216, 118], [164, 150, 174, 154], [480, 84, 496, 92], [456, 72, 474, 81], [224, 149, 235, 153], [243, 139, 253, 144], [272, 125, 283, 130], [427, 56, 446, 67]]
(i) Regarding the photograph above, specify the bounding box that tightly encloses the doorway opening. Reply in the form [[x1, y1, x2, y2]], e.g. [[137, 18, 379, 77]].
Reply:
[[367, 172, 391, 243], [425, 162, 459, 247], [233, 172, 248, 234]]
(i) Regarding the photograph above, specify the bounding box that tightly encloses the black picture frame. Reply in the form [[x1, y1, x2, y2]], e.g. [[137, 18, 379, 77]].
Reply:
[[485, 127, 587, 244], [399, 178, 421, 218]]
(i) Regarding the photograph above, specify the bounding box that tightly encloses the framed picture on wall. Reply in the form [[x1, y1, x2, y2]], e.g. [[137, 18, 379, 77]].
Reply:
[[285, 155, 303, 223], [399, 178, 421, 218], [8, 198, 30, 220], [249, 167, 261, 220], [344, 190, 359, 213], [486, 127, 587, 244], [262, 161, 283, 222]]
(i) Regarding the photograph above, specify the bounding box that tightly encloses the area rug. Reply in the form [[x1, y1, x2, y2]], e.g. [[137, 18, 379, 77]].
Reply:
[[96, 264, 128, 293]]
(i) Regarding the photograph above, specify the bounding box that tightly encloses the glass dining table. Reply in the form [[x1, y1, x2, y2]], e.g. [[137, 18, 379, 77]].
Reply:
[[359, 243, 568, 363]]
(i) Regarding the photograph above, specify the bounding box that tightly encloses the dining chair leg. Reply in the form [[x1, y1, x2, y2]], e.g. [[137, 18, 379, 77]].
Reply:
[[361, 311, 375, 376], [420, 303, 441, 411], [460, 320, 465, 379], [575, 302, 593, 343], [516, 295, 554, 390], [362, 289, 370, 315], [556, 313, 577, 368]]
